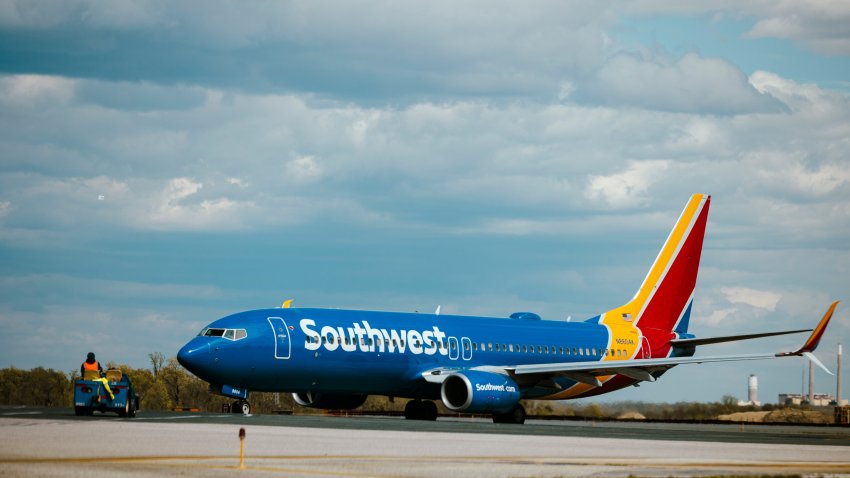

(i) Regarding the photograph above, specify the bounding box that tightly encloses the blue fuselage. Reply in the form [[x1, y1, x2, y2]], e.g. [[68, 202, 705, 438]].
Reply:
[[178, 307, 618, 400]]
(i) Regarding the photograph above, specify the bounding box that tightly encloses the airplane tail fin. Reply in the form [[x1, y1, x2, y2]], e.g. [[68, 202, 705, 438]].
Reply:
[[602, 194, 711, 357]]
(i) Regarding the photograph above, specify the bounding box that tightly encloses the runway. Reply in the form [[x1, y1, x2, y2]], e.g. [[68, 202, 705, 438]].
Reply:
[[2, 407, 850, 477]]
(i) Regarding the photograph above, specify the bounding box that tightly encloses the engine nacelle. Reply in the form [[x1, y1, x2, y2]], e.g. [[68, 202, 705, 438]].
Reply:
[[440, 370, 521, 414], [292, 392, 368, 410]]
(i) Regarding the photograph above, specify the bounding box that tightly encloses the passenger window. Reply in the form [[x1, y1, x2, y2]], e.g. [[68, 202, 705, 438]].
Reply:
[[537, 346, 542, 353], [508, 344, 514, 352], [487, 343, 493, 351], [464, 342, 470, 351], [579, 348, 584, 356], [450, 341, 456, 350], [473, 343, 478, 351]]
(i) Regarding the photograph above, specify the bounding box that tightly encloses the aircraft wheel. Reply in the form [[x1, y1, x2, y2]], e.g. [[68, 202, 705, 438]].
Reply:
[[421, 401, 438, 421], [404, 400, 422, 420], [74, 406, 84, 416], [492, 404, 525, 425], [240, 401, 252, 415], [128, 397, 137, 418]]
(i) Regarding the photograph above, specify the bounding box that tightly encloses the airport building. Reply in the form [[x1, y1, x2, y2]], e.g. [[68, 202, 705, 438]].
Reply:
[[778, 393, 847, 407]]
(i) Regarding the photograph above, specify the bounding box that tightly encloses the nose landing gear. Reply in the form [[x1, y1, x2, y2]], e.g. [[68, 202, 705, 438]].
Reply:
[[231, 400, 252, 415]]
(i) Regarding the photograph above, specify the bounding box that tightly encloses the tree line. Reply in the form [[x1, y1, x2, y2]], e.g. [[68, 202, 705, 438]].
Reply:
[[0, 353, 295, 414], [0, 355, 815, 420]]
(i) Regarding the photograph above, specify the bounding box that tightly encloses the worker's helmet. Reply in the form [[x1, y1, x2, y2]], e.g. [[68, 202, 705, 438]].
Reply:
[[87, 352, 95, 361]]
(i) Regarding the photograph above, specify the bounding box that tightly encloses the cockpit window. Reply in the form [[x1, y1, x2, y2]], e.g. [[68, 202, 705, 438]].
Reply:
[[199, 327, 247, 341]]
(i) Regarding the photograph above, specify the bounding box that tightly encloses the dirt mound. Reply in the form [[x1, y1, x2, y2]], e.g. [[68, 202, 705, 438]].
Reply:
[[717, 411, 769, 422], [616, 411, 646, 420], [764, 408, 831, 424], [717, 408, 831, 424]]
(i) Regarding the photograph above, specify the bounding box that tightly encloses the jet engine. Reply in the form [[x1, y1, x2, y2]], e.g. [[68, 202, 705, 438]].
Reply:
[[440, 370, 521, 414], [292, 392, 368, 410]]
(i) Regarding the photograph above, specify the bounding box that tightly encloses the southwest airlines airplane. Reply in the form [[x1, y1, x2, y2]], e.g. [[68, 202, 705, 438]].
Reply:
[[177, 194, 839, 423]]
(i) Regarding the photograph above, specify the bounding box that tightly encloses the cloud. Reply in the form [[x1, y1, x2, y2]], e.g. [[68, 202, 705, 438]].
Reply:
[[285, 155, 323, 183], [581, 53, 788, 114], [0, 74, 75, 106], [0, 2, 614, 100], [585, 160, 671, 209], [721, 287, 782, 311], [744, 1, 850, 55]]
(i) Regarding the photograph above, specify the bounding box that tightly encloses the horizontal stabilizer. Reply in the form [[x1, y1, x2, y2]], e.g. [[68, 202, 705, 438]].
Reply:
[[671, 329, 811, 347]]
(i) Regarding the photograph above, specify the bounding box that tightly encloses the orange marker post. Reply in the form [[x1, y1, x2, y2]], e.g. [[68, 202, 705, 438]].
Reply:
[[238, 427, 246, 469]]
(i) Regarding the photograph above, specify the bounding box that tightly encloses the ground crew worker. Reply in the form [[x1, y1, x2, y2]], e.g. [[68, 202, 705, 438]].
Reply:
[[80, 352, 103, 380], [81, 352, 113, 400]]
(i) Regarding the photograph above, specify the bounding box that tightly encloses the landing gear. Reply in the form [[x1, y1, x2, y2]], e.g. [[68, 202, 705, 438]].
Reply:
[[404, 400, 438, 421], [232, 400, 252, 415], [492, 404, 525, 424]]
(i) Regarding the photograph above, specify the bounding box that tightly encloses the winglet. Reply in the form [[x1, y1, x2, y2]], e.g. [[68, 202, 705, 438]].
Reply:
[[282, 299, 293, 309], [777, 301, 839, 357]]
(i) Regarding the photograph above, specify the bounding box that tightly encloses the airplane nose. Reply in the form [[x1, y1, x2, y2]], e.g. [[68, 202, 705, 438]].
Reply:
[[177, 339, 210, 374]]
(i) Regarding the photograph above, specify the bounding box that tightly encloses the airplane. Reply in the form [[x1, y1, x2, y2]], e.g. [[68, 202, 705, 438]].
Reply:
[[177, 194, 839, 423]]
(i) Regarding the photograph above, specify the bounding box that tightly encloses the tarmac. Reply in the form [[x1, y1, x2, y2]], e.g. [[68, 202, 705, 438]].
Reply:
[[2, 407, 850, 477]]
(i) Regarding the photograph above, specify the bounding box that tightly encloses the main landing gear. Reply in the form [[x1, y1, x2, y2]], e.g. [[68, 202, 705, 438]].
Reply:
[[231, 400, 251, 415], [404, 399, 438, 421], [492, 404, 525, 425]]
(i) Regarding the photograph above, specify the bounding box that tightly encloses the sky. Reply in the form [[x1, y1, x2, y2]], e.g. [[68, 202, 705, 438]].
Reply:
[[0, 1, 848, 405]]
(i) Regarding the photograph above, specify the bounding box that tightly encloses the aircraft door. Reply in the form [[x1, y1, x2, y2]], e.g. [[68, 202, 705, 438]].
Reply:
[[461, 337, 472, 360], [448, 337, 459, 360], [267, 317, 292, 359]]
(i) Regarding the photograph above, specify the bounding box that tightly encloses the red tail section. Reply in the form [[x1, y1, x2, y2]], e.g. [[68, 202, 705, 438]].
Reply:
[[601, 194, 711, 358]]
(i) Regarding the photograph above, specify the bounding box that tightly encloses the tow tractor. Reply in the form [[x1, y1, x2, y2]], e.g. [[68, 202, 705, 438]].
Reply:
[[74, 368, 139, 417]]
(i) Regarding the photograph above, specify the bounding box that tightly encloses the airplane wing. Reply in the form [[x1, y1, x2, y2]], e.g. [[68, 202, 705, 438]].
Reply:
[[670, 329, 811, 347], [421, 301, 839, 387]]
